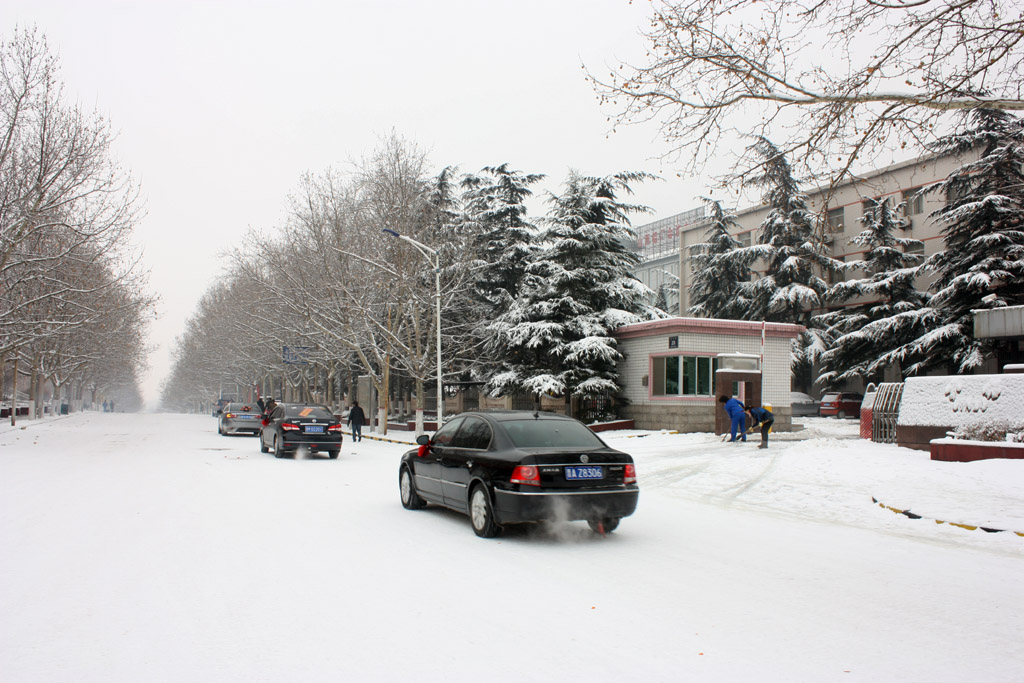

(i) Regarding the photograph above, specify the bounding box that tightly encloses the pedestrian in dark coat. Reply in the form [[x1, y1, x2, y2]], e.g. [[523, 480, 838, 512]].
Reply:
[[746, 404, 775, 449], [719, 395, 747, 442], [347, 401, 366, 442], [259, 397, 277, 426]]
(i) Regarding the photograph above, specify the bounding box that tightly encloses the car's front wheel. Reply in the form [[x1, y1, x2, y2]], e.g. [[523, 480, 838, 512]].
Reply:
[[259, 433, 269, 453], [469, 485, 501, 538], [588, 517, 621, 534], [399, 465, 426, 510], [273, 435, 285, 458]]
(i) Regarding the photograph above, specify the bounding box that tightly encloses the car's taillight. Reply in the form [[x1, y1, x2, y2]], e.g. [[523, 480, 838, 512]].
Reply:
[[224, 412, 235, 418], [327, 424, 342, 432], [624, 464, 637, 485], [281, 422, 300, 432], [511, 465, 540, 486]]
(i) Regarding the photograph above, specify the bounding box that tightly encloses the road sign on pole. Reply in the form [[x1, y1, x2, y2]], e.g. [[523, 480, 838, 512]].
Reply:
[[282, 346, 311, 365]]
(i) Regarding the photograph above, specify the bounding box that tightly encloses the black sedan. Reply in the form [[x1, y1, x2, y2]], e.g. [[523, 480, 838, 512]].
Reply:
[[259, 403, 342, 458], [398, 410, 638, 537], [217, 402, 263, 435]]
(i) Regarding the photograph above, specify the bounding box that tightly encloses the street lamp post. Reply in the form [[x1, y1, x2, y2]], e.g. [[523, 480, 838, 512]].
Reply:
[[382, 229, 443, 429]]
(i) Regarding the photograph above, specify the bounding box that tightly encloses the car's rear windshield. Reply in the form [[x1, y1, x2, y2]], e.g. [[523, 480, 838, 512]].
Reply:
[[502, 418, 606, 449], [284, 405, 334, 420], [226, 403, 256, 412], [822, 393, 840, 401]]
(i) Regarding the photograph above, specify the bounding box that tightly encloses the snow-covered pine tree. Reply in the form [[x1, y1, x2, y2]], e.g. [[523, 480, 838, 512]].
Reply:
[[741, 138, 843, 387], [653, 284, 669, 313], [486, 171, 658, 413], [460, 164, 545, 391], [461, 163, 545, 316], [898, 109, 1024, 373], [687, 198, 752, 319], [814, 197, 931, 386]]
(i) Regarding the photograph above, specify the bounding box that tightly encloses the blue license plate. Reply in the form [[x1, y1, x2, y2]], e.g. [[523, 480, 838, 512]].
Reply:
[[239, 415, 255, 420], [305, 425, 325, 433], [565, 465, 604, 480]]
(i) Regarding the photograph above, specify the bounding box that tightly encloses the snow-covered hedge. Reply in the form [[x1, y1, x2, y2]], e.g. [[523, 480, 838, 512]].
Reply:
[[898, 375, 1024, 440], [949, 421, 1024, 443]]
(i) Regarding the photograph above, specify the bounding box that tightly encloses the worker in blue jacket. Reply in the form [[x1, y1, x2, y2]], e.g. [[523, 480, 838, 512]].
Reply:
[[718, 395, 747, 442], [746, 404, 775, 449]]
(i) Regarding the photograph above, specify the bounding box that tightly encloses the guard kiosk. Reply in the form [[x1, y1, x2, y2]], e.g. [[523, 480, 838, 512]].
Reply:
[[714, 352, 762, 437]]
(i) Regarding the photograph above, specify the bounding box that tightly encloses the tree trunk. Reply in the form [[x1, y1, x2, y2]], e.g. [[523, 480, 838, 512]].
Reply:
[[378, 361, 390, 435], [414, 377, 425, 435], [29, 356, 39, 420], [9, 357, 17, 426]]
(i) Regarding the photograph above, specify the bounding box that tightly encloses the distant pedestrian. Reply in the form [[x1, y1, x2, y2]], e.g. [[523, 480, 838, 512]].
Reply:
[[746, 404, 775, 449], [718, 395, 747, 442], [102, 400, 109, 413], [347, 401, 365, 442]]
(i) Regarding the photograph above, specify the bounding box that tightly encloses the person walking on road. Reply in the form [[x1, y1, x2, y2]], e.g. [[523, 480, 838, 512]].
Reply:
[[746, 404, 775, 449], [347, 401, 366, 442], [719, 395, 747, 442]]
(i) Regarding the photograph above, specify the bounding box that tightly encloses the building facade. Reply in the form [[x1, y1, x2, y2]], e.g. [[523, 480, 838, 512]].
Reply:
[[614, 318, 804, 431], [632, 152, 974, 316], [630, 205, 706, 315], [677, 152, 972, 313]]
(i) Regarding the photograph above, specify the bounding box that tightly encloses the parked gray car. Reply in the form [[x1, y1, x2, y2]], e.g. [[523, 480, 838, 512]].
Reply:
[[790, 392, 820, 417], [218, 402, 263, 435]]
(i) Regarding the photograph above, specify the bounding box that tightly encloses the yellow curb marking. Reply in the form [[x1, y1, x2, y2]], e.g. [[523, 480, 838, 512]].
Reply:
[[872, 496, 1021, 537]]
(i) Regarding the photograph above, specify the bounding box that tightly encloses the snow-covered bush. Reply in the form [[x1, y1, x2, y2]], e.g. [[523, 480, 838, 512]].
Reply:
[[949, 420, 1024, 443]]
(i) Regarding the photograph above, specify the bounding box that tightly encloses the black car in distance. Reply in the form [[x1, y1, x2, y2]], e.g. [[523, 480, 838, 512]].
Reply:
[[399, 410, 639, 538], [259, 403, 342, 458]]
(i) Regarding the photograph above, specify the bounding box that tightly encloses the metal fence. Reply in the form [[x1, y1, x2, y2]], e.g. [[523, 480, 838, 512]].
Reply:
[[871, 383, 904, 444], [577, 394, 614, 425]]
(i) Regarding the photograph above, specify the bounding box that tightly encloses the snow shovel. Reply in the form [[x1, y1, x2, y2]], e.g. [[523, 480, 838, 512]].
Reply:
[[719, 422, 759, 442]]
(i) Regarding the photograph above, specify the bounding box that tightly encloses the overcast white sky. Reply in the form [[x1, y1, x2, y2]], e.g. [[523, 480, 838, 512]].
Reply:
[[4, 1, 719, 406]]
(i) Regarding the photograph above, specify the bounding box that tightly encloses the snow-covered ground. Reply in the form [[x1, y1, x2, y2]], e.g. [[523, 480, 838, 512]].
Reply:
[[2, 412, 1023, 682]]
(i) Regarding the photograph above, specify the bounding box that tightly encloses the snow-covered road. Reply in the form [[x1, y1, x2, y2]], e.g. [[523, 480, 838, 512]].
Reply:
[[2, 412, 1022, 682]]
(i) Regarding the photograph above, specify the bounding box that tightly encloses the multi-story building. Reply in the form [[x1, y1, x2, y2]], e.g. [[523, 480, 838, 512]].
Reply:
[[629, 206, 706, 315], [648, 151, 973, 314]]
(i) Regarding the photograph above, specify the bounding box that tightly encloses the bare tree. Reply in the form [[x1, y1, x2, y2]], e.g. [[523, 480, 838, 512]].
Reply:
[[1, 27, 149, 415], [589, 0, 1024, 182]]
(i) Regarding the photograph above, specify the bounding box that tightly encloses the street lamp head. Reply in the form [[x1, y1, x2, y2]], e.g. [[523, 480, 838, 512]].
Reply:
[[382, 228, 400, 238]]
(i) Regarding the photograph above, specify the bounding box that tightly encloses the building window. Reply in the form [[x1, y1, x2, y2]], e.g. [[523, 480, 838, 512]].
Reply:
[[904, 240, 925, 256], [902, 188, 924, 215], [652, 355, 718, 396], [826, 207, 844, 233], [665, 356, 680, 394], [739, 231, 753, 247], [827, 254, 846, 284], [946, 183, 968, 206]]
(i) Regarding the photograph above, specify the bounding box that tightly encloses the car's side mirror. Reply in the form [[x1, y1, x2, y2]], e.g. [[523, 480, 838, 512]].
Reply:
[[416, 434, 430, 445]]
